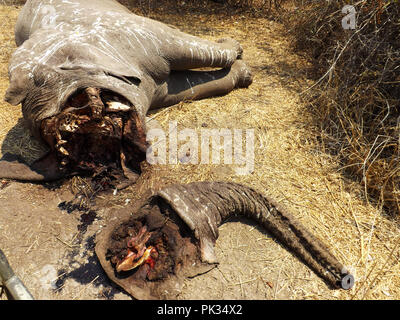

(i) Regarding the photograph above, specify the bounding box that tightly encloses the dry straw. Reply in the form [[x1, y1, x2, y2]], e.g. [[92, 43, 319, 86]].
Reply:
[[285, 0, 400, 215]]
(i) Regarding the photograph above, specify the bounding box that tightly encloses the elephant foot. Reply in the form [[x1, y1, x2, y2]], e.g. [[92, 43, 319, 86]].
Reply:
[[232, 60, 253, 88], [217, 37, 243, 59]]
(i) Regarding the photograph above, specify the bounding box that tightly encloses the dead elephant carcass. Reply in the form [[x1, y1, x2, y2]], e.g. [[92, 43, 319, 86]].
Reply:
[[0, 0, 252, 186], [95, 182, 354, 300]]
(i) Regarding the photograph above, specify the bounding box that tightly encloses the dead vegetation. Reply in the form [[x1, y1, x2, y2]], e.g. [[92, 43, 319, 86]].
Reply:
[[204, 0, 286, 12], [283, 0, 400, 215]]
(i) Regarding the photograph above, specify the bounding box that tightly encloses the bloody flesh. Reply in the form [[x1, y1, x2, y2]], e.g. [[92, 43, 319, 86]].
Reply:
[[115, 226, 155, 272], [39, 87, 148, 184], [106, 202, 200, 282]]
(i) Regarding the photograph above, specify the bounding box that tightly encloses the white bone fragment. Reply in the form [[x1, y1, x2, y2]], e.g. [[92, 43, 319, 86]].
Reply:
[[58, 146, 70, 156], [106, 101, 131, 112]]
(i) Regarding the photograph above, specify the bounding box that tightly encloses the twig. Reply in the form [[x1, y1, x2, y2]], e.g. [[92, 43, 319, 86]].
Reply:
[[72, 275, 99, 300], [55, 236, 80, 248], [216, 266, 229, 283], [232, 277, 258, 286]]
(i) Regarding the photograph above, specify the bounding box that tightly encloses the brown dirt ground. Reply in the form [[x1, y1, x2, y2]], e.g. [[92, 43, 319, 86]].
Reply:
[[1, 2, 400, 300]]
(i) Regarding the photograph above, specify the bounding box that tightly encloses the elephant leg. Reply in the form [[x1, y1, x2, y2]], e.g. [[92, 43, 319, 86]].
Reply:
[[151, 60, 252, 109], [165, 34, 243, 70]]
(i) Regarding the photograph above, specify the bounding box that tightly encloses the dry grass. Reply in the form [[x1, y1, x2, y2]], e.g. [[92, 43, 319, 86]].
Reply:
[[284, 0, 400, 215], [1, 1, 400, 300]]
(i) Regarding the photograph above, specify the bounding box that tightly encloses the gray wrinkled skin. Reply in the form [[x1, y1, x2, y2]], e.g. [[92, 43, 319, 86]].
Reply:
[[155, 182, 353, 289], [5, 0, 252, 139], [0, 0, 252, 182]]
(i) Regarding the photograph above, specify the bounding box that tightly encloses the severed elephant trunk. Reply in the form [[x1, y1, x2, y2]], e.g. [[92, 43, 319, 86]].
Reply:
[[96, 181, 354, 300], [155, 182, 354, 290]]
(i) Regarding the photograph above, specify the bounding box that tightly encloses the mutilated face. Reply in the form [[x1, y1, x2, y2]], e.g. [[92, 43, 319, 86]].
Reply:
[[107, 201, 198, 280], [96, 200, 216, 300], [39, 87, 148, 188]]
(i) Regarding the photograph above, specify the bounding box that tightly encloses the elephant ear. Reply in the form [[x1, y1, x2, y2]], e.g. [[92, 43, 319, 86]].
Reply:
[[4, 73, 30, 106], [0, 152, 62, 182]]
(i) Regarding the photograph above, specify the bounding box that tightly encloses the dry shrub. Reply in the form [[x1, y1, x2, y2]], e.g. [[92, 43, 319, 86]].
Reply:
[[0, 0, 26, 5], [285, 0, 400, 214], [213, 0, 285, 11], [177, 0, 287, 14]]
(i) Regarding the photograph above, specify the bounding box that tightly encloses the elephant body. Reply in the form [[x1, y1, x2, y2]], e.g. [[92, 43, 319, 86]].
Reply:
[[0, 0, 252, 183]]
